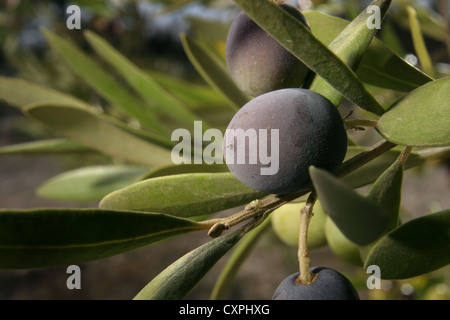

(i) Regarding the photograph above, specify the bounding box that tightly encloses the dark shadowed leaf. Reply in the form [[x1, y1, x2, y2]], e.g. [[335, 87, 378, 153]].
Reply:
[[341, 146, 422, 188], [210, 216, 271, 300], [309, 166, 390, 245], [134, 229, 245, 300], [364, 210, 450, 279], [0, 208, 202, 269]]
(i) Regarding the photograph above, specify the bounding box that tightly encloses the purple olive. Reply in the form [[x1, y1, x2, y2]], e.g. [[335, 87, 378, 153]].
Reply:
[[226, 3, 311, 97], [223, 88, 347, 195], [273, 267, 360, 300]]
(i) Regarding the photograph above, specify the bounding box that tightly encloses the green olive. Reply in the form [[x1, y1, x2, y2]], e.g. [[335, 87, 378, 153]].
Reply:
[[325, 216, 363, 266], [271, 201, 327, 249]]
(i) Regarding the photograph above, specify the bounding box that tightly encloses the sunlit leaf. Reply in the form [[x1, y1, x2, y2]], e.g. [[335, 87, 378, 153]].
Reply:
[[37, 165, 150, 202], [42, 28, 169, 136], [0, 76, 88, 109], [376, 76, 450, 147], [84, 30, 202, 128], [24, 103, 173, 166], [0, 208, 202, 269], [0, 139, 92, 155], [139, 163, 229, 181], [99, 172, 267, 218]]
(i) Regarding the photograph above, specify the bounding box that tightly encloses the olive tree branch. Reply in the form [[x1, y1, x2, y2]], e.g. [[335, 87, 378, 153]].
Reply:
[[200, 139, 397, 236]]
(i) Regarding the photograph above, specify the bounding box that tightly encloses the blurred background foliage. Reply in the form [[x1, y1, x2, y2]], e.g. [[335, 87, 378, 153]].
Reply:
[[0, 0, 449, 300]]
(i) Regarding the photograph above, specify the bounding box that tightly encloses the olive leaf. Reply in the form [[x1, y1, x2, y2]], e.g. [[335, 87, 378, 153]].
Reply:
[[42, 28, 169, 136], [309, 0, 392, 108], [24, 103, 173, 166], [0, 139, 92, 155], [407, 6, 436, 77], [37, 165, 150, 202], [233, 0, 384, 115], [365, 152, 405, 232], [303, 11, 432, 92], [99, 172, 267, 218], [341, 146, 422, 189], [309, 166, 390, 245], [84, 30, 202, 129], [0, 76, 89, 110], [210, 216, 272, 300], [139, 163, 229, 181], [148, 70, 229, 111], [180, 33, 249, 110], [0, 208, 203, 269], [376, 76, 450, 147], [364, 209, 450, 279], [134, 228, 245, 300]]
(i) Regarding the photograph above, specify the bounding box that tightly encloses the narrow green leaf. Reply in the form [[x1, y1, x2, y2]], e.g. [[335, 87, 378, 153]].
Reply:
[[210, 216, 271, 300], [376, 76, 450, 147], [134, 229, 245, 300], [84, 30, 202, 128], [37, 165, 150, 202], [407, 6, 436, 78], [366, 152, 405, 231], [391, 3, 447, 43], [303, 11, 433, 93], [180, 33, 248, 110], [187, 16, 229, 61], [233, 0, 383, 115], [0, 139, 92, 155], [139, 163, 229, 181], [24, 103, 173, 166], [342, 146, 422, 189], [309, 166, 390, 245], [310, 0, 392, 107], [99, 172, 267, 218], [364, 210, 450, 279], [0, 208, 202, 269], [41, 28, 169, 136], [147, 70, 229, 111], [358, 148, 407, 261], [0, 76, 88, 109]]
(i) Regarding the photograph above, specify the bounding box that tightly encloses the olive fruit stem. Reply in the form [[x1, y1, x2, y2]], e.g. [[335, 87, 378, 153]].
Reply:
[[297, 192, 316, 285]]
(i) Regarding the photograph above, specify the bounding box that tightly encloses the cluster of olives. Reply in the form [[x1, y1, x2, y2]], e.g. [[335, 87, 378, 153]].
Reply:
[[223, 3, 358, 300]]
